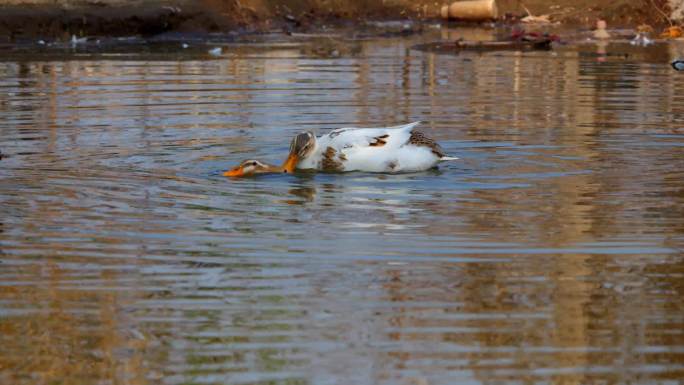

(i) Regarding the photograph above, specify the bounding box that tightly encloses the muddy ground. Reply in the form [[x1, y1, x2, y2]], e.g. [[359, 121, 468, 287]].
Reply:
[[0, 0, 675, 41]]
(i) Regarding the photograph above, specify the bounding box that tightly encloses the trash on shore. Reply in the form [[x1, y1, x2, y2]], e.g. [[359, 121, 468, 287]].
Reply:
[[71, 35, 88, 45], [181, 43, 189, 49], [70, 35, 100, 46], [362, 20, 419, 37], [661, 26, 683, 38], [440, 0, 498, 21], [593, 20, 610, 39], [414, 37, 556, 54], [519, 3, 552, 24], [637, 24, 654, 34], [672, 60, 684, 71], [510, 29, 560, 44], [630, 33, 653, 46], [414, 27, 560, 54], [208, 47, 222, 56], [521, 14, 552, 24]]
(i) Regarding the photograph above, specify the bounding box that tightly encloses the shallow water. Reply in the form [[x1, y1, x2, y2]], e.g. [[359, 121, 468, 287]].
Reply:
[[1, 29, 684, 385]]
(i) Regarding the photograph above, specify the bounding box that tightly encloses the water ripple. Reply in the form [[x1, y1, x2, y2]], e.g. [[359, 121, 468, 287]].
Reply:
[[1, 31, 684, 385]]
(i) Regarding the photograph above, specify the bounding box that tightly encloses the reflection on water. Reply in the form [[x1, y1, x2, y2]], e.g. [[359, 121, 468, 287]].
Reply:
[[1, 30, 684, 385]]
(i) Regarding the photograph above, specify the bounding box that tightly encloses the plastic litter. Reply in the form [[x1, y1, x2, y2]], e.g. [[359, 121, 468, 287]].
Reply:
[[440, 0, 498, 21], [208, 47, 222, 56]]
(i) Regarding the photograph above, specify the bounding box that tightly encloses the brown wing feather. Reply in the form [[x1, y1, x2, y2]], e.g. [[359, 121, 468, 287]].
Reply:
[[368, 134, 390, 147], [407, 131, 445, 158], [321, 146, 344, 171]]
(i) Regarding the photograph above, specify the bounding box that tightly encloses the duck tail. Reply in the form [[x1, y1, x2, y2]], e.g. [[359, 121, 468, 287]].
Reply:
[[392, 121, 421, 132]]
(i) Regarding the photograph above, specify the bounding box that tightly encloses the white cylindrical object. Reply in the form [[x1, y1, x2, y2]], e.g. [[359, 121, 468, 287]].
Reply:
[[441, 0, 498, 20]]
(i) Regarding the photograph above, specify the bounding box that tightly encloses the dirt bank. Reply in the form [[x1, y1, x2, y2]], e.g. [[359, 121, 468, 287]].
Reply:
[[0, 0, 675, 41]]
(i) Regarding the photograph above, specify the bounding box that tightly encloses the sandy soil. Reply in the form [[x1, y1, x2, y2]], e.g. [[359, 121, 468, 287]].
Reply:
[[0, 0, 675, 40]]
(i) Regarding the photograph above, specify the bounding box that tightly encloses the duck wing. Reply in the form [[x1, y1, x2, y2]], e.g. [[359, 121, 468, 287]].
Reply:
[[321, 121, 420, 151], [323, 121, 448, 158]]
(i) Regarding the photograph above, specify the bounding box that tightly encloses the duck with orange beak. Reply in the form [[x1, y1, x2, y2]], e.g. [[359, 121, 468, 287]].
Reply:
[[223, 159, 282, 177], [226, 122, 458, 177], [282, 122, 458, 173], [282, 131, 316, 174], [224, 132, 316, 177]]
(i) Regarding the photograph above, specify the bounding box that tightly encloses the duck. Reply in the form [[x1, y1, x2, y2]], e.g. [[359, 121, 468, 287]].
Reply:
[[223, 159, 281, 177], [282, 121, 457, 173], [224, 122, 457, 177]]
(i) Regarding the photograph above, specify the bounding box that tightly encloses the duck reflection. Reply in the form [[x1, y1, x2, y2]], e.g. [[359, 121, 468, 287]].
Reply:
[[275, 173, 434, 234], [285, 185, 317, 204], [277, 173, 319, 205]]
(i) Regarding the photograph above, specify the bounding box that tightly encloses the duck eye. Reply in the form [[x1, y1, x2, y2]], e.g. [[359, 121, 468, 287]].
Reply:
[[251, 161, 257, 166]]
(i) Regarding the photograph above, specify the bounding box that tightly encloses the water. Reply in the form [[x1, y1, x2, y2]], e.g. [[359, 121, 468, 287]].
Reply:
[[1, 29, 684, 384]]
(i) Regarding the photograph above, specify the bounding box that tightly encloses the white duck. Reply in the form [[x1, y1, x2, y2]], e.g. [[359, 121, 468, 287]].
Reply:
[[281, 121, 458, 173]]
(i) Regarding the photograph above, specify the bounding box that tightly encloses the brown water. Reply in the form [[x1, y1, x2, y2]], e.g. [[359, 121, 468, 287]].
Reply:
[[1, 29, 684, 385]]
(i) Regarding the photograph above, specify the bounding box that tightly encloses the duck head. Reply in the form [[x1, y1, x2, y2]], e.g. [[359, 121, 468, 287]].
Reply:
[[223, 159, 281, 177], [282, 131, 316, 173]]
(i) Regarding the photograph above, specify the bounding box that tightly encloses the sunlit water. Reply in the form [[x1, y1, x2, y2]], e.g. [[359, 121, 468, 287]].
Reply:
[[1, 28, 684, 385]]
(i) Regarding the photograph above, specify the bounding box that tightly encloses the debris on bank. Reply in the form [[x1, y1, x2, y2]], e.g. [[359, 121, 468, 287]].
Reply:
[[661, 25, 683, 38], [0, 0, 682, 41], [413, 28, 560, 54], [413, 39, 552, 54], [440, 0, 498, 21], [594, 20, 611, 39], [207, 47, 222, 56]]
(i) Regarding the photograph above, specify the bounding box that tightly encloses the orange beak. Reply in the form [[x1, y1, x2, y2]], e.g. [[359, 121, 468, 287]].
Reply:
[[282, 153, 298, 173], [223, 166, 244, 177]]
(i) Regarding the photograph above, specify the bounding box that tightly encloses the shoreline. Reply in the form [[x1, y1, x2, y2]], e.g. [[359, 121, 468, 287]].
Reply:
[[0, 0, 676, 41]]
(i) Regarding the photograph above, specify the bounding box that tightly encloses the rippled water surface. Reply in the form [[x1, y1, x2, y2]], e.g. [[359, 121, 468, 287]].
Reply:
[[1, 29, 684, 384]]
